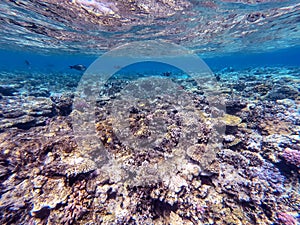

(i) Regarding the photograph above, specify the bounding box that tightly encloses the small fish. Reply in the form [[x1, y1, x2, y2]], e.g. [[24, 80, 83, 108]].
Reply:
[[25, 60, 30, 66], [69, 64, 87, 71]]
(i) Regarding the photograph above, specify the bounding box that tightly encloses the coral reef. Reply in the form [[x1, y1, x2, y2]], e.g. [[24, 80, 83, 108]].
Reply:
[[0, 66, 299, 224]]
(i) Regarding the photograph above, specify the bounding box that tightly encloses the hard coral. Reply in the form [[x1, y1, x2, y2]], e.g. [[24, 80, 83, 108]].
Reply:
[[61, 180, 90, 225], [221, 114, 242, 126], [282, 148, 300, 168], [277, 212, 297, 225]]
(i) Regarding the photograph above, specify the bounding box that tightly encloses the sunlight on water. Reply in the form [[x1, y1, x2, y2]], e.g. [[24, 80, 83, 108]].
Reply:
[[0, 0, 299, 56]]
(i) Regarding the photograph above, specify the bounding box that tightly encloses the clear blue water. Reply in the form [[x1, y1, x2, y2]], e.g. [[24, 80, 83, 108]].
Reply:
[[0, 46, 299, 73]]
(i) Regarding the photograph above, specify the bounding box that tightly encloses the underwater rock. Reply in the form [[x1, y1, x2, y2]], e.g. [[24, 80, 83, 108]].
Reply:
[[26, 97, 54, 117], [246, 12, 265, 23], [31, 177, 71, 215], [0, 85, 18, 96], [266, 85, 298, 100], [29, 88, 50, 97], [0, 96, 55, 131], [1, 108, 25, 118], [51, 93, 74, 116], [0, 179, 33, 209], [0, 115, 36, 130]]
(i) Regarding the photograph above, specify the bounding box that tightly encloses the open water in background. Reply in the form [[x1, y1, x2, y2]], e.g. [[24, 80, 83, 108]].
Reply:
[[0, 46, 299, 73]]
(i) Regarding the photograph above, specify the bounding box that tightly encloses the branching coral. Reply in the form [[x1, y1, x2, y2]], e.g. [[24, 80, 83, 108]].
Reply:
[[61, 180, 90, 225]]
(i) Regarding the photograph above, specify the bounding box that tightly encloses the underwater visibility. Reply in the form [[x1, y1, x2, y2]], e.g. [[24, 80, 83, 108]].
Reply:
[[0, 0, 299, 225]]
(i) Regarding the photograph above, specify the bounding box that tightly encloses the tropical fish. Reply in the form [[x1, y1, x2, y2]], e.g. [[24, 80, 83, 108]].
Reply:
[[69, 64, 87, 71]]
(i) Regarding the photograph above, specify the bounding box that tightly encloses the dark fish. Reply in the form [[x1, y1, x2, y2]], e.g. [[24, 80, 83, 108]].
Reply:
[[215, 74, 221, 81], [69, 64, 87, 71], [162, 71, 172, 77], [25, 60, 30, 66]]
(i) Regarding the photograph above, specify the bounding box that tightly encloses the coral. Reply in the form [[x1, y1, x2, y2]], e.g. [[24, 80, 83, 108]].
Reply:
[[187, 144, 219, 175], [213, 163, 251, 202], [218, 149, 249, 169], [249, 161, 285, 194], [221, 114, 242, 126], [61, 180, 91, 225], [0, 66, 299, 225], [260, 119, 293, 135], [224, 134, 242, 147], [64, 156, 98, 177], [277, 212, 297, 225], [281, 148, 300, 168]]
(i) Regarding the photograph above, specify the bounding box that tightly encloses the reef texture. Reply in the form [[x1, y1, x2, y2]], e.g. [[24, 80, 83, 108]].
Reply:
[[0, 66, 299, 225]]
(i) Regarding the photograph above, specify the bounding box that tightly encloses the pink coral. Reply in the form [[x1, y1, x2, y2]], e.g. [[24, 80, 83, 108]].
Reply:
[[282, 148, 300, 168], [277, 212, 297, 225]]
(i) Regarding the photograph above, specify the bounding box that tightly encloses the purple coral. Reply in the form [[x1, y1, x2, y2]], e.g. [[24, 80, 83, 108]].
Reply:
[[277, 212, 297, 225], [248, 161, 285, 194], [282, 148, 300, 168]]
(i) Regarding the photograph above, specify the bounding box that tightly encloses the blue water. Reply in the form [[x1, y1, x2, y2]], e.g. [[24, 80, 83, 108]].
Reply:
[[0, 46, 299, 74]]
